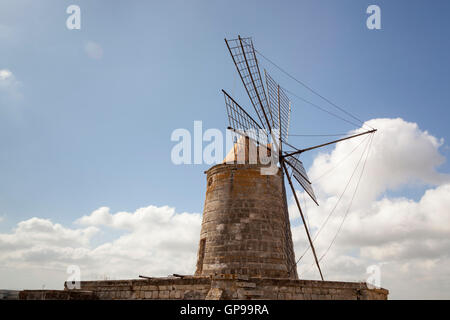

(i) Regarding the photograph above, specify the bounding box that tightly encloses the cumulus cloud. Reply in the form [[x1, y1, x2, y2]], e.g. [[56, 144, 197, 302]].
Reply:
[[84, 41, 103, 60], [0, 69, 22, 101], [0, 118, 448, 298], [309, 118, 448, 205], [289, 118, 450, 299], [0, 69, 12, 81], [0, 206, 201, 290]]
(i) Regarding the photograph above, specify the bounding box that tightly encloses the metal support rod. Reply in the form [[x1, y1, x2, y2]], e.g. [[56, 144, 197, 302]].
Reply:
[[238, 35, 272, 132], [278, 84, 282, 158], [227, 126, 265, 148], [282, 160, 324, 281], [283, 129, 377, 158], [222, 89, 263, 130]]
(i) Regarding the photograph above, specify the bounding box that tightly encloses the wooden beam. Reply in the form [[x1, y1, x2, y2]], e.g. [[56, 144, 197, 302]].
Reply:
[[282, 160, 324, 281], [283, 129, 376, 158]]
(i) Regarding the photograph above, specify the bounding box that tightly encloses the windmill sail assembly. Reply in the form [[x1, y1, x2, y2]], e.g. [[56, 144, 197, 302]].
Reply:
[[204, 35, 376, 282]]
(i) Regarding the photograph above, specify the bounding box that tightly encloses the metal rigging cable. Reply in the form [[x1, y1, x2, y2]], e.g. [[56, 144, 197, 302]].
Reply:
[[293, 133, 372, 268], [288, 133, 350, 137], [311, 134, 371, 183], [302, 191, 310, 231], [318, 132, 374, 263], [298, 132, 374, 278], [283, 140, 301, 151], [284, 88, 364, 129], [248, 43, 374, 131]]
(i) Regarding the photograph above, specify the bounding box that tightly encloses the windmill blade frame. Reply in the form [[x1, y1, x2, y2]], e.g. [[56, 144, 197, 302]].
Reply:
[[225, 36, 273, 131], [285, 156, 319, 206], [264, 70, 292, 145], [222, 90, 268, 146]]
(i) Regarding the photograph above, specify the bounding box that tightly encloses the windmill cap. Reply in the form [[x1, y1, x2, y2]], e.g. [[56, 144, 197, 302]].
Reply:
[[223, 135, 272, 164]]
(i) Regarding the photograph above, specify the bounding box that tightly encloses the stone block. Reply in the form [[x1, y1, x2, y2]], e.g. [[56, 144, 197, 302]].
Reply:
[[206, 288, 224, 300], [302, 287, 313, 294], [236, 282, 256, 288], [159, 290, 170, 299]]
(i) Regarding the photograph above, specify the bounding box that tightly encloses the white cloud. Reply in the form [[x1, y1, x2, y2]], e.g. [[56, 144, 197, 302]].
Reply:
[[0, 69, 22, 101], [0, 118, 449, 298], [0, 69, 12, 81], [84, 41, 103, 60], [289, 118, 450, 299], [0, 205, 201, 290], [309, 118, 448, 206]]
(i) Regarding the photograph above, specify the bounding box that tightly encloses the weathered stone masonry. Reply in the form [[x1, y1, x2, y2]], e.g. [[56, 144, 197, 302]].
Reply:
[[19, 275, 388, 300], [195, 163, 297, 279]]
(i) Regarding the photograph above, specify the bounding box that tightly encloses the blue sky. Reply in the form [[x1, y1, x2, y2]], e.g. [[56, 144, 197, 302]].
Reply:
[[1, 0, 449, 233]]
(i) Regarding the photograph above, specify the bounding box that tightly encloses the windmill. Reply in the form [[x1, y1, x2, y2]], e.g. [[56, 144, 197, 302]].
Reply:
[[222, 35, 376, 281]]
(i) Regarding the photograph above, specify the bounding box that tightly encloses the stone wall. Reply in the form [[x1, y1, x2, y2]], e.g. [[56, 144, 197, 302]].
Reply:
[[72, 277, 211, 300], [0, 290, 20, 300], [19, 276, 388, 300], [19, 290, 96, 300]]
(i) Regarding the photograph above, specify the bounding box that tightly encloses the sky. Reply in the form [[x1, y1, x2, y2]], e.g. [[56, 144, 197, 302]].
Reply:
[[0, 0, 449, 299]]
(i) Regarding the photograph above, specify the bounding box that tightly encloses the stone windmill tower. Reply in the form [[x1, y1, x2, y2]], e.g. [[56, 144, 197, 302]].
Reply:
[[194, 36, 376, 281], [195, 137, 298, 279]]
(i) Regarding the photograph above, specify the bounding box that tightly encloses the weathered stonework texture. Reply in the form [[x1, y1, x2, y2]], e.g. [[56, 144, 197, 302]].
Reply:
[[19, 276, 388, 300], [195, 163, 297, 279]]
